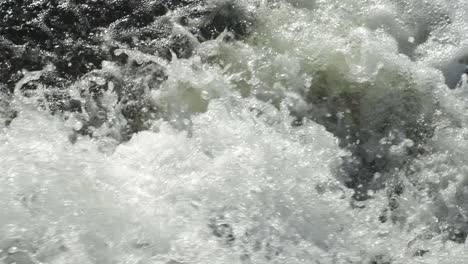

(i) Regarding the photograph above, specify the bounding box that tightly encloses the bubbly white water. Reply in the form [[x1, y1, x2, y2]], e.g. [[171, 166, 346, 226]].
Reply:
[[3, 0, 468, 263]]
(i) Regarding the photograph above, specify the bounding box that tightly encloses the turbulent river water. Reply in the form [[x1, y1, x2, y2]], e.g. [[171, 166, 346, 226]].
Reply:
[[3, 0, 468, 263]]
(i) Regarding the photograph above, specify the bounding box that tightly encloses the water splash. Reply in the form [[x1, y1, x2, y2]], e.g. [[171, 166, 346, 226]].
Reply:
[[3, 0, 468, 263]]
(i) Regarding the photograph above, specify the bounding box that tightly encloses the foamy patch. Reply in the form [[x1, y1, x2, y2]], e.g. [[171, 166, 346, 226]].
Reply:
[[1, 97, 352, 263], [5, 0, 468, 263]]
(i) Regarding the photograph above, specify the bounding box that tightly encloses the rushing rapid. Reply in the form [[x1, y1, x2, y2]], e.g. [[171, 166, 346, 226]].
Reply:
[[2, 0, 468, 263]]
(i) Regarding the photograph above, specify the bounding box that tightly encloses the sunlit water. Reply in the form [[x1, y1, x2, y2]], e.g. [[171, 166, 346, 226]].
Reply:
[[3, 0, 468, 263]]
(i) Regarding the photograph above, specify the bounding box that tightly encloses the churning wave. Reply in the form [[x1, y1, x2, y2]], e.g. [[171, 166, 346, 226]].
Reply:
[[2, 0, 468, 263]]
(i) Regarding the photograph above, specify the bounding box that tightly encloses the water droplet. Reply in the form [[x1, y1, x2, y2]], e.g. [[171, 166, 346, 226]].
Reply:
[[201, 90, 210, 100], [8, 247, 18, 254]]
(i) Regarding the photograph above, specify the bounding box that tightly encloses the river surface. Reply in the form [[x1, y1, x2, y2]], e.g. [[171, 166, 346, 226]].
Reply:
[[2, 0, 468, 263]]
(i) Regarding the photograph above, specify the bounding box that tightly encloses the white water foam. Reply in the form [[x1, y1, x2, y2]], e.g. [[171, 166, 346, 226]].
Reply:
[[4, 0, 468, 263]]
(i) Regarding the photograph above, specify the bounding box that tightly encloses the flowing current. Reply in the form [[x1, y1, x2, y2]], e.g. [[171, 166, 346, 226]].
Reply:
[[2, 0, 468, 263]]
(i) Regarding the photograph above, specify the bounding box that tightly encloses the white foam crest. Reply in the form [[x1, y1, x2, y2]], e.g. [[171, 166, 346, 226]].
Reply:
[[1, 96, 353, 263], [5, 0, 468, 263]]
